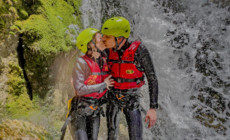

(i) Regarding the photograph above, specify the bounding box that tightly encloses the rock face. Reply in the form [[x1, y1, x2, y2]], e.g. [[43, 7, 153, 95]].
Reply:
[[0, 0, 82, 139]]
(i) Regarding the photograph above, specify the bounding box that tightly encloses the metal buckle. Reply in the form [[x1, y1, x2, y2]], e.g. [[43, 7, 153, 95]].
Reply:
[[117, 78, 121, 83], [116, 94, 125, 100], [89, 105, 98, 110]]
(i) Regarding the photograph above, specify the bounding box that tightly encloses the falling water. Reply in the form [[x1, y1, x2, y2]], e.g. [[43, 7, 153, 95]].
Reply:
[[76, 0, 230, 139]]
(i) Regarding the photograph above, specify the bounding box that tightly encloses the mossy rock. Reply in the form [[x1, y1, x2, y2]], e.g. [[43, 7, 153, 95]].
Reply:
[[18, 8, 28, 19], [0, 57, 4, 75], [0, 0, 3, 7], [13, 0, 82, 97], [6, 61, 26, 96], [6, 93, 36, 118], [0, 119, 51, 139]]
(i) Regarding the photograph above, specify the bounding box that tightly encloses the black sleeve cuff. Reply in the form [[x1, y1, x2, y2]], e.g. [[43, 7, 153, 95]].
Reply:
[[150, 103, 158, 109]]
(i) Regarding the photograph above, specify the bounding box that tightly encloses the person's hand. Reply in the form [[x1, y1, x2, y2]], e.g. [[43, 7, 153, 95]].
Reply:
[[145, 108, 157, 128], [104, 75, 114, 90]]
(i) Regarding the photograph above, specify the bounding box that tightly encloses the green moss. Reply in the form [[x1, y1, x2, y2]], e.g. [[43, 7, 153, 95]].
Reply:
[[5, 58, 40, 117], [6, 61, 26, 96], [18, 8, 28, 19], [66, 0, 82, 23], [16, 0, 82, 54], [6, 0, 13, 6], [9, 6, 17, 15], [6, 93, 35, 118], [5, 61, 37, 118], [0, 57, 3, 75], [9, 24, 20, 32], [0, 0, 22, 34], [0, 0, 3, 7], [9, 31, 15, 35], [13, 0, 82, 97]]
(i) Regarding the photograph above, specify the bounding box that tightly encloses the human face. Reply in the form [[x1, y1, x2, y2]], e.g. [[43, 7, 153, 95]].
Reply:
[[94, 33, 106, 51], [102, 35, 116, 49], [87, 43, 100, 59]]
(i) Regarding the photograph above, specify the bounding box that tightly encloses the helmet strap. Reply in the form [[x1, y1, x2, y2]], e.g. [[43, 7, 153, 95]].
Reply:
[[115, 37, 125, 51], [91, 40, 102, 53]]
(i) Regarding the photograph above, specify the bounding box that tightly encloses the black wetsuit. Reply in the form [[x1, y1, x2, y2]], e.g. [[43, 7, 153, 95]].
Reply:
[[106, 41, 158, 140]]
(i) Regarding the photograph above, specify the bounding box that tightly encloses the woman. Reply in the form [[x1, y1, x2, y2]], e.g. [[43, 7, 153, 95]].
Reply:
[[70, 28, 114, 140]]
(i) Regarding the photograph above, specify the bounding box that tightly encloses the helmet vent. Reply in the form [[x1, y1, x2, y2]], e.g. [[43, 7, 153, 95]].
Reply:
[[125, 30, 128, 33], [104, 27, 108, 30], [81, 44, 83, 46]]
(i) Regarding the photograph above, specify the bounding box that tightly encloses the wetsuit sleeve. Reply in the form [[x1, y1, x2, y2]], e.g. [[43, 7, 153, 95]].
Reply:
[[72, 57, 107, 96], [136, 44, 159, 109]]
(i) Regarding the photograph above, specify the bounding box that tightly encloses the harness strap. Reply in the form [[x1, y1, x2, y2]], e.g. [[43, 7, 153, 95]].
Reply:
[[60, 115, 72, 140]]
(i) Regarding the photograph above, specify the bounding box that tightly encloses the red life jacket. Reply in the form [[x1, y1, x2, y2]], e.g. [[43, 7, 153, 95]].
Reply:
[[108, 41, 145, 90], [82, 55, 109, 99]]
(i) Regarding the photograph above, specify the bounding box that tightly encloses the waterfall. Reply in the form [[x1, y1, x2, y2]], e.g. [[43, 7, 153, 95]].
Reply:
[[79, 0, 230, 139], [81, 0, 102, 29]]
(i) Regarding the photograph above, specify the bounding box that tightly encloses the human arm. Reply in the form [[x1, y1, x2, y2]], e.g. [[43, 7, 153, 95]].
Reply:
[[72, 57, 107, 96], [136, 44, 159, 128]]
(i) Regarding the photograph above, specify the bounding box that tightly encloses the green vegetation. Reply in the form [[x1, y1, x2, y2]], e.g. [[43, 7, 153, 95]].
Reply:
[[7, 61, 26, 96], [0, 57, 3, 75], [15, 0, 82, 54], [13, 0, 82, 97], [0, 0, 82, 138]]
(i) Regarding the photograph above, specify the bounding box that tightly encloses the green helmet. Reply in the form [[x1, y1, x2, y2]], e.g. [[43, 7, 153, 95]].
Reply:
[[76, 28, 99, 53], [101, 16, 130, 38]]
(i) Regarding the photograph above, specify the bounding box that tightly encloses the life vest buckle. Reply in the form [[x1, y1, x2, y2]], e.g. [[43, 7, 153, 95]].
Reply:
[[117, 78, 122, 83]]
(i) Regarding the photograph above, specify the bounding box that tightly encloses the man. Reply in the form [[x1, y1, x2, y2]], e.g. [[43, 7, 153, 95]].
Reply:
[[101, 17, 159, 140]]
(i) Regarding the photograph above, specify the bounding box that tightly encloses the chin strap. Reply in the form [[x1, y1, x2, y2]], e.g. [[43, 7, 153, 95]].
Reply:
[[91, 40, 101, 53], [114, 37, 125, 51]]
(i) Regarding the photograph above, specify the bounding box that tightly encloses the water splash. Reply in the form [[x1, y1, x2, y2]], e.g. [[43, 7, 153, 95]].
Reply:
[[81, 0, 102, 29], [101, 0, 230, 139]]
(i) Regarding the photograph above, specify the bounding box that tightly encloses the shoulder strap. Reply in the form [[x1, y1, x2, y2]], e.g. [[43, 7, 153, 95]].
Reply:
[[122, 41, 141, 61]]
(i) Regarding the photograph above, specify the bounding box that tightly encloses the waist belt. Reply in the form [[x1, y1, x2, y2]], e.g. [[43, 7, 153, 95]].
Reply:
[[111, 88, 139, 94], [110, 88, 141, 101], [80, 97, 98, 104], [113, 76, 144, 83]]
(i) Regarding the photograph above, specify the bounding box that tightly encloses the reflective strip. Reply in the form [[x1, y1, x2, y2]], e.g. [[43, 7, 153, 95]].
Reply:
[[92, 72, 108, 75], [108, 60, 134, 64]]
